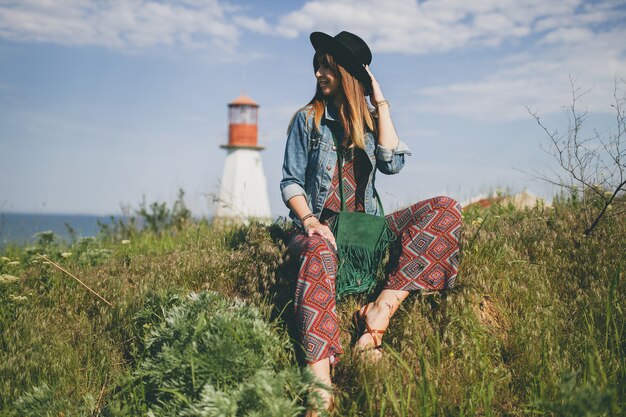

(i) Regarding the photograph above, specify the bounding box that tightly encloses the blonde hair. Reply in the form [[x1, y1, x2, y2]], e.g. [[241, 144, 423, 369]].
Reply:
[[304, 52, 376, 149]]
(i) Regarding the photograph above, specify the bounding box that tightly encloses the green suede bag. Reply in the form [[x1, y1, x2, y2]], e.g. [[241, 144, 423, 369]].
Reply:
[[331, 133, 395, 299]]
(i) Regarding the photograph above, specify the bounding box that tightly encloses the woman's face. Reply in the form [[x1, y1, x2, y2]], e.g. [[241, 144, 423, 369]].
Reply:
[[315, 63, 341, 98]]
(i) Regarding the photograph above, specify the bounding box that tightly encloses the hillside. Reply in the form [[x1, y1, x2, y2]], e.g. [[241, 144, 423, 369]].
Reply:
[[0, 197, 624, 416]]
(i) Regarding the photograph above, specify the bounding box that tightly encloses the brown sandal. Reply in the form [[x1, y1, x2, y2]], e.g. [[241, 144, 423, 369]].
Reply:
[[353, 304, 385, 352]]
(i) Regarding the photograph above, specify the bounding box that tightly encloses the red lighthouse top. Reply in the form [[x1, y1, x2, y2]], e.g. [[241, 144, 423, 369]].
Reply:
[[223, 94, 263, 150], [229, 94, 258, 107]]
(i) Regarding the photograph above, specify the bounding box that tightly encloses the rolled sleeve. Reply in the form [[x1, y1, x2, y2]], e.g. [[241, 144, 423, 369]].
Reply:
[[281, 183, 306, 205], [375, 144, 394, 163], [280, 111, 310, 207], [376, 140, 412, 174]]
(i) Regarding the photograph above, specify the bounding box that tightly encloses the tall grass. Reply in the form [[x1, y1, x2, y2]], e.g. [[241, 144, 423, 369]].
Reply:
[[0, 195, 624, 416]]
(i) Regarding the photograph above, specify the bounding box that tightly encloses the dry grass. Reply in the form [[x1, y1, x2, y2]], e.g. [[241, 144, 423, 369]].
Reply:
[[0, 198, 624, 416]]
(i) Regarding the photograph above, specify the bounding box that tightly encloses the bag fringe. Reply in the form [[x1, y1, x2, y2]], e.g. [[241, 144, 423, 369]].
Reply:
[[335, 223, 395, 299]]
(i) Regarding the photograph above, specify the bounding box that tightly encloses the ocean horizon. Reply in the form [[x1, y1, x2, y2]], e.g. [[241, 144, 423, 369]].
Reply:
[[0, 212, 121, 248]]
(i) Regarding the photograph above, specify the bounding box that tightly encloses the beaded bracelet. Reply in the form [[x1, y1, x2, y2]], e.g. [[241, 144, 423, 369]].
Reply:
[[376, 99, 390, 109]]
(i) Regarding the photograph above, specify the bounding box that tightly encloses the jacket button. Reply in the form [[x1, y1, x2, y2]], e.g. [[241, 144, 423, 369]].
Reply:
[[332, 145, 337, 151], [327, 165, 332, 170]]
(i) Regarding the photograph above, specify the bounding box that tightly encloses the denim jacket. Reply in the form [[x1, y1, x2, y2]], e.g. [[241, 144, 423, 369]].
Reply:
[[280, 102, 411, 226]]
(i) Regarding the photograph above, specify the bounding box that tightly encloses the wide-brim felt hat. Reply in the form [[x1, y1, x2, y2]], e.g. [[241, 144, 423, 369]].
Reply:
[[310, 31, 373, 95]]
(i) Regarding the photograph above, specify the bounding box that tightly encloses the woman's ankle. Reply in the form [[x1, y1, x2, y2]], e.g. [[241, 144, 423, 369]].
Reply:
[[364, 301, 391, 328], [306, 357, 333, 411], [373, 289, 409, 317], [307, 382, 333, 415]]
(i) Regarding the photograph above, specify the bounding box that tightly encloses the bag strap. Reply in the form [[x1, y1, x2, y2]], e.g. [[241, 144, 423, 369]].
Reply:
[[330, 126, 385, 216], [333, 130, 347, 212]]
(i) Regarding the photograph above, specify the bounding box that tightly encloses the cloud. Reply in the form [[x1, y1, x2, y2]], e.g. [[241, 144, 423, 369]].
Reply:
[[273, 0, 626, 54], [412, 25, 626, 121], [2, 0, 625, 121], [270, 0, 626, 121], [0, 0, 257, 55], [540, 27, 595, 44], [233, 15, 273, 35]]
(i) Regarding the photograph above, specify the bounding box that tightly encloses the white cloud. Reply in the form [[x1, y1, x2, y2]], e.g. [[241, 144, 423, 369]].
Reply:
[[2, 0, 625, 121], [0, 0, 258, 54], [271, 0, 626, 121], [540, 27, 595, 44], [233, 15, 273, 35], [273, 0, 625, 54], [412, 25, 626, 121]]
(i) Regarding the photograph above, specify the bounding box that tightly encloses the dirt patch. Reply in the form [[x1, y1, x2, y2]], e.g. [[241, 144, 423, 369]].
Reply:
[[473, 294, 510, 340]]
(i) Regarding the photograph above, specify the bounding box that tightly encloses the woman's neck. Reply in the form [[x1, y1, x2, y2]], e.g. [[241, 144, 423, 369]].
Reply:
[[326, 94, 352, 147], [332, 94, 346, 110]]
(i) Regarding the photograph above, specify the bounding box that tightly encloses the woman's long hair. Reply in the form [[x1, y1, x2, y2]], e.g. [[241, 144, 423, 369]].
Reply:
[[306, 52, 375, 149]]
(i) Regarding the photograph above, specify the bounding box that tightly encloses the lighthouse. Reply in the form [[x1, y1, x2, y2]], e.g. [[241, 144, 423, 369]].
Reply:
[[215, 94, 271, 221]]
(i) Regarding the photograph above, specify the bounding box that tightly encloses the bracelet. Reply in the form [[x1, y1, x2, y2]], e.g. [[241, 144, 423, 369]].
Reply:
[[376, 99, 390, 109], [301, 213, 315, 223]]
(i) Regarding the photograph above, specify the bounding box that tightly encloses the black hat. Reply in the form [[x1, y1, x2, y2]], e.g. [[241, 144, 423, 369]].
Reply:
[[310, 31, 373, 95]]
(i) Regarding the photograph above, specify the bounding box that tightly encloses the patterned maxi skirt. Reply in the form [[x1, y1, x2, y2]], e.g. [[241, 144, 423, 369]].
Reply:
[[288, 195, 462, 364]]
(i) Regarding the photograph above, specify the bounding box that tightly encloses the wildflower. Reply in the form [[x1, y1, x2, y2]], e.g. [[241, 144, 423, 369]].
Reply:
[[9, 294, 28, 302], [449, 352, 455, 358], [0, 274, 20, 284], [471, 217, 483, 226], [7, 261, 19, 266], [61, 252, 73, 258], [1, 256, 10, 262], [121, 240, 131, 245]]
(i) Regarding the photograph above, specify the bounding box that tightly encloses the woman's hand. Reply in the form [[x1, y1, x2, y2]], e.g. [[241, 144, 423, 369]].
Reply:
[[304, 219, 337, 250], [365, 65, 384, 104], [365, 65, 399, 149]]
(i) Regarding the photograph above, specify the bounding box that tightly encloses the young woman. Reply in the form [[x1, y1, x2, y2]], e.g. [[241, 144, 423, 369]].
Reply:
[[280, 31, 462, 414]]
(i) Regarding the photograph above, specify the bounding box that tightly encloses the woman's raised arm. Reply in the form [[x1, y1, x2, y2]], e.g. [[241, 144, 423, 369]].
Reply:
[[365, 65, 399, 150]]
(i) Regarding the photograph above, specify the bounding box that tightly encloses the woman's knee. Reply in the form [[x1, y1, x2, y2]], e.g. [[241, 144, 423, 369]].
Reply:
[[302, 235, 333, 255], [433, 196, 462, 217]]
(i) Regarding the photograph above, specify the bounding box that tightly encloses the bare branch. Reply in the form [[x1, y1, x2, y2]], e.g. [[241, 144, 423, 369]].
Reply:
[[529, 76, 625, 235]]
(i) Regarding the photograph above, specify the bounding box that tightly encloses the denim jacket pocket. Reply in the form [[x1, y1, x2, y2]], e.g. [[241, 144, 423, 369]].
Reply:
[[308, 130, 323, 151]]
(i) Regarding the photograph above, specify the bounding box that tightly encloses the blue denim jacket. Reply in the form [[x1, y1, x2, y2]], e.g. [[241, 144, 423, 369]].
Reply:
[[280, 102, 411, 226]]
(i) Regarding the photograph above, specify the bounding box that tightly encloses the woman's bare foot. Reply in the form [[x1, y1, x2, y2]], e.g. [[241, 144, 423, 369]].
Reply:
[[355, 302, 390, 360], [355, 290, 410, 359], [305, 388, 333, 417]]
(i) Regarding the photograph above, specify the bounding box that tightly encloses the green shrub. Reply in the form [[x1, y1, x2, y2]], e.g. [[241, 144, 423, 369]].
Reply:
[[1, 194, 624, 416], [11, 383, 96, 417], [535, 370, 620, 416], [106, 291, 313, 416]]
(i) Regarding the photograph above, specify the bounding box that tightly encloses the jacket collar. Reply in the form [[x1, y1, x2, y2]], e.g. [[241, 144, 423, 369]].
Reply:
[[323, 100, 340, 122]]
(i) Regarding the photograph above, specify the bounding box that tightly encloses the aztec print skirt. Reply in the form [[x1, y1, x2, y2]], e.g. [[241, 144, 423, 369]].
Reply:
[[287, 195, 462, 364]]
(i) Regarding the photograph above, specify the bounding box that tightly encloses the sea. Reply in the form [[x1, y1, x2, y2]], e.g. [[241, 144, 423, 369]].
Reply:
[[0, 212, 120, 249]]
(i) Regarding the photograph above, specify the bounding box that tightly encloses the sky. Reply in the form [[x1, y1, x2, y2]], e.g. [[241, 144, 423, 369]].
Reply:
[[1, 0, 625, 217]]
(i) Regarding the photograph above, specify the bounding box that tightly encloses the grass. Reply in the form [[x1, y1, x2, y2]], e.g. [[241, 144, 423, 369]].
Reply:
[[0, 196, 624, 416]]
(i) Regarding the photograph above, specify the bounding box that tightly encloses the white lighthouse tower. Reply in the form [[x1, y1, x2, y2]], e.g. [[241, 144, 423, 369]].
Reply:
[[215, 94, 271, 221]]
